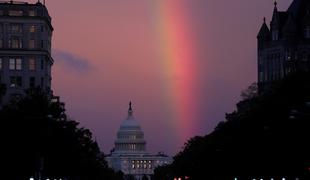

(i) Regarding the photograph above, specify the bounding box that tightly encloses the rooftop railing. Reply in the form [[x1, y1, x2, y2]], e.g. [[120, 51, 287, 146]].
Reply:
[[0, 1, 28, 5]]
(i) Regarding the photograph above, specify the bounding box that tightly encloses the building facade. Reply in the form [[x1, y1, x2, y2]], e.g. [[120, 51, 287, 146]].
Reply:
[[0, 0, 53, 105], [106, 102, 172, 180], [257, 0, 310, 90]]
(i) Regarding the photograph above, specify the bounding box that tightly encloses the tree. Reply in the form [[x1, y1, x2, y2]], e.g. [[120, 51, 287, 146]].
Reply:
[[127, 175, 135, 180], [0, 83, 6, 103], [240, 82, 258, 100], [155, 72, 310, 179], [154, 165, 173, 180], [142, 174, 148, 180], [1, 88, 119, 180]]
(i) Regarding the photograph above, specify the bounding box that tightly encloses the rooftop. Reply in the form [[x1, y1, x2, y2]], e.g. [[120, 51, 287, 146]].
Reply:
[[0, 0, 44, 5], [0, 0, 53, 30]]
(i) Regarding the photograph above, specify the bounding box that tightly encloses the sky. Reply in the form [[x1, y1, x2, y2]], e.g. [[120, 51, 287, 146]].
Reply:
[[35, 0, 294, 155]]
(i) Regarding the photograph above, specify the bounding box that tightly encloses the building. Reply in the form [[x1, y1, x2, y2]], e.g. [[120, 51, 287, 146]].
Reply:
[[257, 0, 310, 91], [0, 0, 53, 105], [106, 102, 172, 180]]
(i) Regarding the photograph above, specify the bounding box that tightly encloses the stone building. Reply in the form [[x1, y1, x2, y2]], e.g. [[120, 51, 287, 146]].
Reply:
[[106, 102, 172, 180], [0, 0, 53, 105], [257, 0, 310, 90]]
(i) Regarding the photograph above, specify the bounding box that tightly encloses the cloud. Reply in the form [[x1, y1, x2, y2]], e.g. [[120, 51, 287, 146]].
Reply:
[[52, 49, 94, 73]]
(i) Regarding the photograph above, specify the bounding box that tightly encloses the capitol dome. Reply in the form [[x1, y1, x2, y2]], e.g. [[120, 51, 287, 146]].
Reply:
[[114, 102, 146, 153], [119, 110, 141, 130], [106, 102, 172, 180]]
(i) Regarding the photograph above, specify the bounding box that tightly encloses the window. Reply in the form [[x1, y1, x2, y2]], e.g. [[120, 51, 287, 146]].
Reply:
[[10, 76, 22, 87], [9, 10, 23, 16], [11, 24, 22, 33], [0, 23, 3, 33], [148, 161, 152, 169], [129, 144, 136, 150], [9, 58, 22, 70], [41, 59, 44, 70], [41, 40, 44, 48], [0, 10, 3, 16], [29, 39, 35, 49], [29, 77, 35, 88], [272, 30, 279, 41], [16, 58, 22, 70], [259, 72, 264, 82], [9, 59, 14, 70], [47, 40, 51, 51], [0, 39, 3, 48], [29, 10, 35, 16], [131, 161, 136, 169], [29, 25, 36, 33], [40, 77, 44, 87], [41, 25, 44, 32], [129, 135, 136, 140], [0, 58, 2, 70], [10, 36, 22, 48], [29, 58, 36, 70], [304, 26, 310, 39]]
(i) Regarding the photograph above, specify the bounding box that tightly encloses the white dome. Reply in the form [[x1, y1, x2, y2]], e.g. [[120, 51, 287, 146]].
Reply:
[[113, 102, 146, 153], [120, 115, 141, 130]]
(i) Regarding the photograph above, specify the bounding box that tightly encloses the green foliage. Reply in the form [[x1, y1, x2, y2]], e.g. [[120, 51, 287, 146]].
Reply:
[[155, 72, 310, 179], [1, 88, 121, 180]]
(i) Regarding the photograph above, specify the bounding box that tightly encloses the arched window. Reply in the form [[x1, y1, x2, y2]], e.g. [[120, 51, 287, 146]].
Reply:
[[304, 26, 310, 39], [272, 30, 279, 41]]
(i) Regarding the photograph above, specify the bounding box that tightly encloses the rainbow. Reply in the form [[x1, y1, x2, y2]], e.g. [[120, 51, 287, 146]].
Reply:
[[152, 0, 199, 146]]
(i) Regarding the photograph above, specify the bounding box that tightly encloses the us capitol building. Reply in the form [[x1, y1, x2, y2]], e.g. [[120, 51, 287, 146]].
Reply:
[[106, 102, 172, 180]]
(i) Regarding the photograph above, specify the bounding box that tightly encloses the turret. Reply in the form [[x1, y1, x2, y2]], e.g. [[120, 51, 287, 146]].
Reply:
[[257, 17, 271, 48], [271, 1, 280, 40]]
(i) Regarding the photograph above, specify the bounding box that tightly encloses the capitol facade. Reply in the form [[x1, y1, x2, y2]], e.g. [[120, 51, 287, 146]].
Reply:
[[106, 102, 172, 180]]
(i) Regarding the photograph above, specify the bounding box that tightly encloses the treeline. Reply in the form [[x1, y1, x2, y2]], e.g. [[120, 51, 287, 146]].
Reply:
[[155, 72, 310, 180], [1, 88, 123, 180]]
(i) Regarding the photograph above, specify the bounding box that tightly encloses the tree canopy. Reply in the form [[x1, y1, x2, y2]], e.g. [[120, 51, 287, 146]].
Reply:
[[155, 72, 310, 180], [1, 88, 122, 180]]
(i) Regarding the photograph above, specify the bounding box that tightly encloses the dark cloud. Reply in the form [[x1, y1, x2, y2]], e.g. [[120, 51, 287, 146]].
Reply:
[[53, 49, 94, 73]]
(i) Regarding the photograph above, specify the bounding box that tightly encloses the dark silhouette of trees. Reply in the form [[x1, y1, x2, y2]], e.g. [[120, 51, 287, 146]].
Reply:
[[127, 174, 135, 180], [155, 72, 310, 180], [240, 82, 258, 100], [0, 83, 6, 103], [154, 165, 173, 180], [142, 174, 148, 180], [1, 88, 122, 180]]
